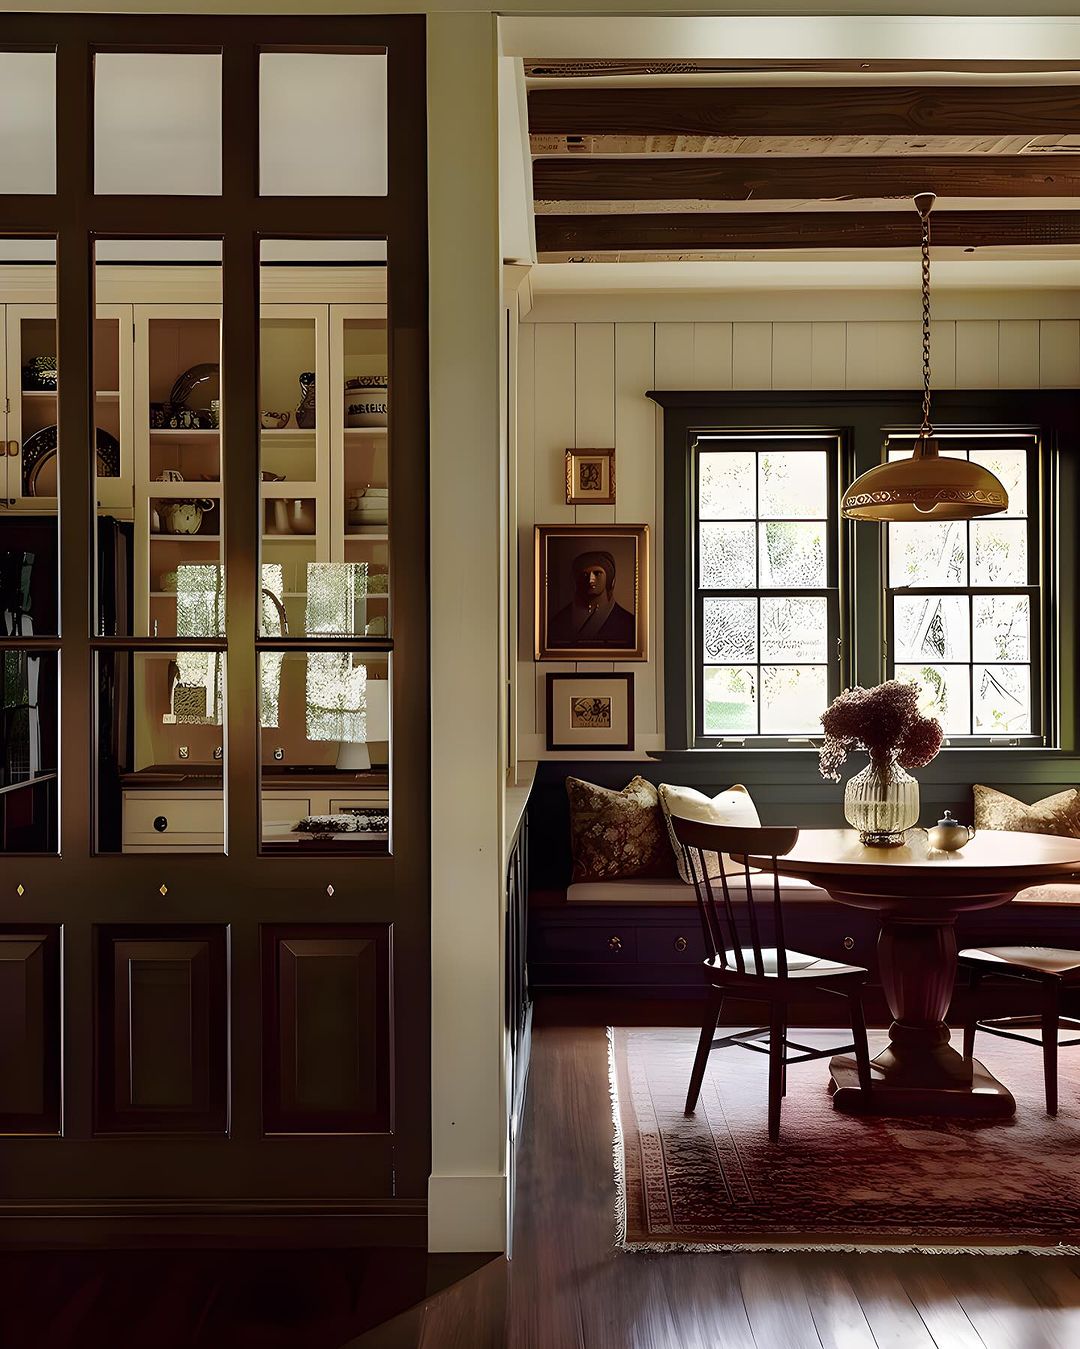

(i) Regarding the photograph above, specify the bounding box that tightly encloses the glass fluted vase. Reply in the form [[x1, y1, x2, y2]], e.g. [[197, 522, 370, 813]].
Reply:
[[844, 755, 919, 847]]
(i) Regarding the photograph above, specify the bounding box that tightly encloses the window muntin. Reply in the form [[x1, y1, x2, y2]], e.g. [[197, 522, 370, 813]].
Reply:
[[694, 437, 838, 741], [884, 436, 1040, 739]]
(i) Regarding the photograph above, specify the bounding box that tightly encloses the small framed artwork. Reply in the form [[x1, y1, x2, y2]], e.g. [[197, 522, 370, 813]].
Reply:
[[547, 673, 634, 752], [565, 448, 615, 505], [535, 523, 648, 661]]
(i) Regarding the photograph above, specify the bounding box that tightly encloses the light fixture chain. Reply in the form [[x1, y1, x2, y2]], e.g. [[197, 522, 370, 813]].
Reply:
[[920, 207, 932, 438]]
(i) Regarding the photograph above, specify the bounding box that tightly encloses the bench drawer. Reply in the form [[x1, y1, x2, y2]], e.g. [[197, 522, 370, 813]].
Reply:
[[636, 926, 704, 965]]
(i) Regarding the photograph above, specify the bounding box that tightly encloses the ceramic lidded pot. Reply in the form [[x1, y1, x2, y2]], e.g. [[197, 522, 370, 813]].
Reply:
[[159, 499, 214, 535], [344, 375, 388, 427], [927, 810, 976, 852]]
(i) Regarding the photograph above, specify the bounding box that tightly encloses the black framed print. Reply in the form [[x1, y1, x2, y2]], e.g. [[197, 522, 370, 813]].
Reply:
[[546, 672, 635, 752]]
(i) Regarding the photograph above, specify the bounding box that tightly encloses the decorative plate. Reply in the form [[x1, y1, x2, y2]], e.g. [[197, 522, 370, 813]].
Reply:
[[22, 425, 121, 496], [170, 363, 220, 413]]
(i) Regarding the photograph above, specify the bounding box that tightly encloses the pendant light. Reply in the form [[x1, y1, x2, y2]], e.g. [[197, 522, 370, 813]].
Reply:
[[841, 193, 1009, 522]]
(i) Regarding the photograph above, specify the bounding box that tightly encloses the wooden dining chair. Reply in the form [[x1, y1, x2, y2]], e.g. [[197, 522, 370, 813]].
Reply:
[[671, 816, 873, 1143], [959, 946, 1080, 1115]]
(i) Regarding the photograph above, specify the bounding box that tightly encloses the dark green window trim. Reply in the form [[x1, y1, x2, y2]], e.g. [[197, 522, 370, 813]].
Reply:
[[649, 389, 1080, 757]]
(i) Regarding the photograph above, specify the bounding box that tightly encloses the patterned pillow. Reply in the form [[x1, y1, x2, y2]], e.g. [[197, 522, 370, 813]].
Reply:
[[974, 784, 1080, 839], [658, 782, 761, 884], [566, 775, 674, 883]]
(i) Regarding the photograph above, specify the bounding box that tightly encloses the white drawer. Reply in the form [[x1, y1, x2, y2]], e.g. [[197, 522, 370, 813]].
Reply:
[[123, 793, 223, 837], [262, 795, 312, 824]]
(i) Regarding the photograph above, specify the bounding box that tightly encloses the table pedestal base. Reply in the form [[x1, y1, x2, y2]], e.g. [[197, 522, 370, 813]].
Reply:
[[830, 1046, 1015, 1119]]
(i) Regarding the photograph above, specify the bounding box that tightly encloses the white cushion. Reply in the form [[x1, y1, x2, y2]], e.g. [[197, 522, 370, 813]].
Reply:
[[567, 875, 822, 905], [658, 782, 760, 884]]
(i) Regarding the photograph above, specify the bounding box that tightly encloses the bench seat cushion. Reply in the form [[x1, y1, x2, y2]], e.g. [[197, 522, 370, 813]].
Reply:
[[566, 878, 1080, 906]]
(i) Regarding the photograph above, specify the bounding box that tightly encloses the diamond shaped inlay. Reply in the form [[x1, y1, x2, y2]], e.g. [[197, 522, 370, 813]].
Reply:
[[15, 884, 24, 897], [159, 884, 168, 897], [326, 884, 335, 897]]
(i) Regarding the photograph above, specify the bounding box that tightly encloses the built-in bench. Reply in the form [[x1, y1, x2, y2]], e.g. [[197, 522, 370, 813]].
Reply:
[[526, 760, 1080, 1024]]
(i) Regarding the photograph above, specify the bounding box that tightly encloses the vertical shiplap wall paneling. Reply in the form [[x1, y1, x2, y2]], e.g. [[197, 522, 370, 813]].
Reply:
[[515, 321, 536, 739], [955, 320, 999, 389], [810, 321, 847, 388], [519, 310, 1079, 759], [613, 322, 658, 743], [574, 323, 617, 673], [532, 323, 577, 732], [1039, 320, 1080, 388], [999, 320, 1040, 387]]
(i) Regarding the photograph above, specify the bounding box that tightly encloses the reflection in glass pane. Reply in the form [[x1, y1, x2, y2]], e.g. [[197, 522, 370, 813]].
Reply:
[[703, 598, 756, 662], [971, 520, 1028, 586], [0, 650, 57, 853], [760, 596, 828, 663], [96, 649, 225, 854], [893, 595, 970, 663], [895, 663, 971, 734], [703, 666, 756, 735], [94, 53, 222, 195], [758, 521, 826, 589], [260, 53, 387, 197], [970, 449, 1027, 516], [761, 665, 827, 734], [757, 450, 827, 519], [698, 450, 755, 520], [974, 664, 1031, 735], [889, 520, 966, 588], [259, 651, 390, 852], [699, 522, 755, 589], [0, 53, 55, 194], [973, 594, 1030, 662]]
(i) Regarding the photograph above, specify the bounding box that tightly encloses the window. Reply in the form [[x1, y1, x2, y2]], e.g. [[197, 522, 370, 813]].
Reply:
[[656, 392, 1072, 753], [694, 436, 839, 741], [886, 436, 1039, 739]]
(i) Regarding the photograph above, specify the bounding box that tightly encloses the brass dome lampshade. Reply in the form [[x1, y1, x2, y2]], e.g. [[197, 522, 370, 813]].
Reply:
[[841, 193, 1009, 522]]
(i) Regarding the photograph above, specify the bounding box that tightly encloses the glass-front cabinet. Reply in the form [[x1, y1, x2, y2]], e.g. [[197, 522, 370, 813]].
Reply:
[[0, 248, 391, 855]]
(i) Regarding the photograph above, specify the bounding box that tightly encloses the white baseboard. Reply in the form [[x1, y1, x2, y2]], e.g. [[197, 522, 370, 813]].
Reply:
[[427, 1174, 507, 1252]]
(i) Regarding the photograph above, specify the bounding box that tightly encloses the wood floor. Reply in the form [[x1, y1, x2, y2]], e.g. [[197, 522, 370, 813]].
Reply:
[[362, 1015, 1080, 1349]]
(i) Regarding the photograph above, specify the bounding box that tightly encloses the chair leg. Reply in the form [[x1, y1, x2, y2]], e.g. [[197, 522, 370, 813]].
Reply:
[[847, 988, 873, 1097], [963, 969, 981, 1062], [780, 1006, 788, 1098], [768, 1001, 784, 1144], [1042, 982, 1060, 1117], [684, 993, 722, 1116]]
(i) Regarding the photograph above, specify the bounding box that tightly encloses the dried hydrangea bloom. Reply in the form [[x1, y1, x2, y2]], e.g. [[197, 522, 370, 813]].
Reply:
[[819, 679, 942, 780]]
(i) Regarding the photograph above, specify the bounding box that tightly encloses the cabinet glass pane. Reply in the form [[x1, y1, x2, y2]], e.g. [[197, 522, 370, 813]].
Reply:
[[1, 244, 58, 636], [95, 649, 225, 854], [0, 53, 55, 194], [260, 244, 389, 640], [94, 53, 222, 195], [259, 52, 387, 197], [259, 650, 390, 854], [0, 649, 57, 853]]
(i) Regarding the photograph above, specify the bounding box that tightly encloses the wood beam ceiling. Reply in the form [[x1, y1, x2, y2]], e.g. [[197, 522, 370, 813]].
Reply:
[[533, 156, 1080, 203], [528, 86, 1080, 138], [535, 211, 1080, 254]]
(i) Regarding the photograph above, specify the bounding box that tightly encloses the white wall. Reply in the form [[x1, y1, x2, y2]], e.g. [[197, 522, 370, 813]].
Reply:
[[516, 298, 1080, 761]]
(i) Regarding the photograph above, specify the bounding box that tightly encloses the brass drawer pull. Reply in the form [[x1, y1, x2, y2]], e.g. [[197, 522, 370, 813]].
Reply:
[[6, 440, 18, 458], [674, 936, 688, 952], [608, 935, 622, 952], [843, 936, 855, 951]]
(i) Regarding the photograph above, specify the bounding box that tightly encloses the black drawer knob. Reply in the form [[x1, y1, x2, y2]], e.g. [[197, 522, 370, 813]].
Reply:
[[674, 936, 688, 952], [153, 815, 168, 833]]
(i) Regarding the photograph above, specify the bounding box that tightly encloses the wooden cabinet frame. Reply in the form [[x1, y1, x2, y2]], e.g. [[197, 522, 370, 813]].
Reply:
[[0, 14, 430, 1242]]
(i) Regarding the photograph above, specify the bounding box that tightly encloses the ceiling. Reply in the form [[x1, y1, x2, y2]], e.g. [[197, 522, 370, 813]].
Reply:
[[524, 58, 1080, 280]]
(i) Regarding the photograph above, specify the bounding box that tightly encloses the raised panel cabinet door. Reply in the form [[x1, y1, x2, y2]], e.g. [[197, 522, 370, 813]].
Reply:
[[0, 928, 60, 1134], [95, 925, 228, 1135], [263, 925, 392, 1135]]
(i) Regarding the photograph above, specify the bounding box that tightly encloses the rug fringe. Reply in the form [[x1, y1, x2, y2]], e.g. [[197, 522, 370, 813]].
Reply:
[[606, 1027, 1080, 1259]]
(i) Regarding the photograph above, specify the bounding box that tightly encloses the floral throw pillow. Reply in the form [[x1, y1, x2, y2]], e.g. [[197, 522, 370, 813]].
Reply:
[[566, 775, 674, 883], [974, 784, 1080, 839]]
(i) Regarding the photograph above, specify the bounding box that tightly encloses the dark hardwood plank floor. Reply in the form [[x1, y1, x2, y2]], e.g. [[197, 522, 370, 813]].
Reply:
[[377, 1017, 1080, 1349]]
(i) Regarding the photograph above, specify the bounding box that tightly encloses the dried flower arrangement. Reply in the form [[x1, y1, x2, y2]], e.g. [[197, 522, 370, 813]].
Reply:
[[819, 680, 944, 782]]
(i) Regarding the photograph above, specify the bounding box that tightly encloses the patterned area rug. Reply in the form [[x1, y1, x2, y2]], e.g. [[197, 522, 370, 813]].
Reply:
[[610, 1026, 1080, 1255]]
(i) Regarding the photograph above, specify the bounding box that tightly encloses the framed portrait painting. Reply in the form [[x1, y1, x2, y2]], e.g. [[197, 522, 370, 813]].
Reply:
[[565, 447, 615, 505], [546, 673, 634, 752], [535, 523, 648, 661]]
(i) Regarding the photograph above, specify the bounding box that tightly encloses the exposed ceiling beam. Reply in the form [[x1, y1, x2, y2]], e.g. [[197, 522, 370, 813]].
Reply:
[[535, 211, 1080, 253], [528, 86, 1080, 138], [533, 156, 1080, 203]]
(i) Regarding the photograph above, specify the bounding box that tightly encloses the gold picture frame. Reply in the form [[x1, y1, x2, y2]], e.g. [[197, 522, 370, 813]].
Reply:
[[565, 447, 616, 505], [534, 523, 648, 661]]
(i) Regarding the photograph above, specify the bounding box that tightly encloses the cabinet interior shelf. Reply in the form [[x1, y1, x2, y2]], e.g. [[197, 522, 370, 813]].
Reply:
[[23, 388, 121, 401], [151, 532, 221, 542], [149, 429, 220, 443]]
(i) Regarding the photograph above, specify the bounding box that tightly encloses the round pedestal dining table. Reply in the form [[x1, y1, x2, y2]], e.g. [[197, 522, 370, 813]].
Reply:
[[744, 827, 1080, 1120]]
